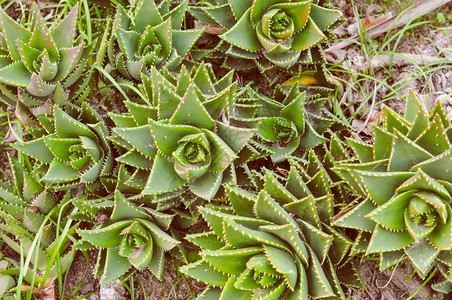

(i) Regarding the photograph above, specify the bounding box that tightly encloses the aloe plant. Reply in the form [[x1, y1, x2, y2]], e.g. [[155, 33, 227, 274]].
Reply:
[[0, 154, 77, 290], [181, 166, 351, 299], [98, 0, 205, 85], [12, 102, 114, 194], [107, 63, 255, 201], [189, 0, 341, 82], [74, 190, 179, 285], [333, 90, 452, 288], [0, 4, 93, 114], [250, 84, 336, 163]]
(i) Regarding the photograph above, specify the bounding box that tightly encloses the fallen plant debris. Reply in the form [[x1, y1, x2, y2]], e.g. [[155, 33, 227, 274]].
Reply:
[[0, 0, 450, 299]]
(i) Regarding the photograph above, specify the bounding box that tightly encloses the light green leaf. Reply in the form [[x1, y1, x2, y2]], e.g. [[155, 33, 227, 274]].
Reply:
[[220, 9, 261, 52], [143, 153, 186, 195]]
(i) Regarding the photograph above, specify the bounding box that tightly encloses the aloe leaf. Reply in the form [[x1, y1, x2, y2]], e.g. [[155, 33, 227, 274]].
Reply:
[[180, 259, 229, 287], [332, 198, 377, 231], [307, 248, 335, 299], [53, 45, 83, 82], [54, 106, 95, 139], [281, 92, 306, 132], [389, 131, 434, 172], [415, 115, 450, 155], [382, 106, 410, 134], [413, 148, 452, 182], [220, 9, 261, 52], [117, 29, 140, 61], [186, 231, 225, 251], [189, 171, 222, 200], [13, 137, 53, 163], [114, 126, 156, 158], [309, 4, 342, 31], [111, 191, 148, 221], [0, 188, 25, 206], [347, 139, 373, 163], [298, 121, 328, 148], [284, 196, 320, 228], [170, 85, 214, 130], [17, 39, 41, 73], [131, 0, 163, 31], [124, 101, 157, 125], [299, 220, 333, 264], [173, 28, 205, 57], [404, 209, 435, 242], [274, 2, 311, 31], [157, 82, 183, 119], [139, 219, 179, 250], [223, 219, 286, 250], [41, 159, 77, 184], [50, 4, 78, 48], [366, 225, 414, 254], [147, 246, 165, 279], [228, 0, 254, 19], [250, 0, 283, 24], [100, 248, 131, 286], [403, 89, 424, 123], [398, 170, 450, 200], [291, 18, 326, 51], [220, 276, 251, 300], [22, 170, 43, 199], [406, 239, 440, 278], [26, 73, 56, 97], [255, 191, 293, 226], [0, 62, 31, 87], [149, 120, 200, 156], [117, 150, 153, 169], [152, 17, 171, 59], [78, 220, 132, 248], [203, 132, 236, 171], [428, 206, 452, 250], [0, 9, 31, 61], [373, 125, 393, 160], [366, 191, 412, 230], [285, 168, 310, 199], [264, 171, 298, 204], [143, 153, 186, 195], [227, 185, 256, 218], [202, 247, 261, 275], [357, 170, 414, 206], [201, 4, 235, 29], [264, 244, 298, 290], [29, 9, 59, 61], [379, 250, 404, 271], [406, 105, 430, 140]]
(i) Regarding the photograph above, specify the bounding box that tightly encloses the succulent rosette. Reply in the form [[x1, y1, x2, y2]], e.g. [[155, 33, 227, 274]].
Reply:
[[0, 4, 92, 114], [13, 103, 114, 194], [106, 63, 255, 201], [251, 84, 335, 162], [143, 81, 255, 200], [75, 191, 179, 285], [333, 90, 452, 289], [0, 154, 76, 288], [189, 0, 342, 82], [98, 0, 205, 84], [180, 167, 352, 299]]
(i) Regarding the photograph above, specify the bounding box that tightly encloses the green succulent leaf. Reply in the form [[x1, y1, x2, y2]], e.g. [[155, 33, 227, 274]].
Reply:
[[336, 90, 452, 278]]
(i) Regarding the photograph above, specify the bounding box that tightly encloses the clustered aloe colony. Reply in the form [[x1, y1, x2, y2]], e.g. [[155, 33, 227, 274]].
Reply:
[[189, 0, 342, 83], [0, 0, 449, 298]]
